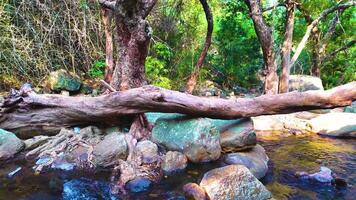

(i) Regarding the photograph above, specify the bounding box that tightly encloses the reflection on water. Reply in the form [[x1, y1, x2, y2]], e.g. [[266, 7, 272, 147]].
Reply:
[[0, 134, 355, 200]]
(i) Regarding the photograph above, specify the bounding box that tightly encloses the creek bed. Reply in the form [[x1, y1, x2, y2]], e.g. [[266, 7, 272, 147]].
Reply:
[[0, 134, 355, 199]]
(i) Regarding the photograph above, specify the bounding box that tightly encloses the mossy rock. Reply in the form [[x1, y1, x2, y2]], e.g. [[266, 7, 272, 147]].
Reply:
[[151, 114, 221, 163], [48, 69, 82, 92]]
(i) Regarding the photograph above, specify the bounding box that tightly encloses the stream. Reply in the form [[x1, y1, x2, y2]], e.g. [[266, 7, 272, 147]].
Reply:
[[0, 134, 355, 200]]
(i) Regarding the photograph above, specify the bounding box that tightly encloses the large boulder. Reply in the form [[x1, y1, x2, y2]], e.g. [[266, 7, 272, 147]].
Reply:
[[162, 151, 188, 174], [47, 69, 82, 92], [212, 118, 256, 152], [288, 75, 324, 92], [92, 132, 127, 168], [0, 129, 25, 160], [223, 145, 269, 179], [252, 114, 312, 136], [151, 114, 221, 163], [199, 165, 272, 200], [309, 113, 356, 138]]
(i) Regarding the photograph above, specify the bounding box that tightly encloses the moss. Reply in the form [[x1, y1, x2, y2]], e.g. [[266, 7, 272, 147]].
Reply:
[[269, 136, 354, 174], [267, 182, 295, 200]]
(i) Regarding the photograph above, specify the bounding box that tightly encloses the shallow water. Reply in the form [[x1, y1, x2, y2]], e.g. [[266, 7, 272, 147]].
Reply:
[[0, 134, 355, 200]]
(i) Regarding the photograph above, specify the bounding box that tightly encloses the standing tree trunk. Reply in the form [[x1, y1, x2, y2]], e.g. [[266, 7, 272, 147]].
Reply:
[[101, 7, 115, 83], [99, 0, 157, 140], [185, 0, 213, 94], [278, 0, 295, 93], [311, 10, 342, 77], [244, 0, 279, 95]]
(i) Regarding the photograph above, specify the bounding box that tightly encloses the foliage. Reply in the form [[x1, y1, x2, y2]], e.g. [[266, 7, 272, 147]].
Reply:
[[0, 0, 104, 86], [0, 0, 354, 91], [88, 60, 106, 78]]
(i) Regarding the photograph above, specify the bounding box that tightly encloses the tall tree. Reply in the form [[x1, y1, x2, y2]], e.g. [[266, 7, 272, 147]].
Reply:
[[244, 0, 279, 94], [278, 0, 295, 93], [99, 0, 157, 140], [185, 0, 214, 94], [100, 0, 157, 91]]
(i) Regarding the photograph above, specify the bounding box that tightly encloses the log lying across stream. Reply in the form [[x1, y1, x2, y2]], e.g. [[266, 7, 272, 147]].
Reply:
[[1, 82, 355, 138]]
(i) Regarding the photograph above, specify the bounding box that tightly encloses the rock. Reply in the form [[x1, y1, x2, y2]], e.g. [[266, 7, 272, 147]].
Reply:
[[288, 75, 324, 92], [80, 84, 93, 95], [125, 177, 152, 193], [135, 140, 159, 164], [309, 113, 356, 138], [60, 90, 70, 96], [162, 151, 188, 174], [0, 129, 25, 160], [62, 178, 116, 200], [24, 136, 51, 150], [199, 165, 272, 200], [212, 118, 256, 152], [252, 114, 312, 136], [223, 145, 269, 179], [308, 166, 333, 183], [195, 80, 222, 96], [183, 183, 207, 200], [332, 177, 347, 188], [296, 166, 333, 183], [47, 69, 82, 92], [344, 101, 356, 113], [151, 114, 221, 163], [92, 133, 127, 168]]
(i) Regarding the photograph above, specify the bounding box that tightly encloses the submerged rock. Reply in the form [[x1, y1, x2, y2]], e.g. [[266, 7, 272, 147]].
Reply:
[[288, 75, 324, 92], [162, 151, 188, 174], [47, 69, 82, 92], [62, 178, 117, 200], [212, 118, 256, 152], [7, 167, 22, 178], [183, 183, 207, 200], [0, 129, 25, 160], [223, 145, 269, 179], [151, 114, 220, 163], [93, 132, 127, 168], [125, 177, 152, 193], [310, 113, 356, 138], [199, 165, 272, 200], [296, 166, 333, 183]]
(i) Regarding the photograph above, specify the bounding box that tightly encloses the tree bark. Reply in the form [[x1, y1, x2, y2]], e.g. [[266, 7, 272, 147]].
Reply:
[[101, 7, 115, 83], [99, 0, 157, 140], [278, 0, 295, 93], [1, 82, 355, 138], [185, 0, 213, 94], [245, 0, 279, 95], [108, 0, 157, 90], [290, 1, 355, 70]]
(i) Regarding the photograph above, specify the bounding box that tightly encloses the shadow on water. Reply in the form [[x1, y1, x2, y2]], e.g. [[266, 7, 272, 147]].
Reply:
[[0, 134, 355, 200]]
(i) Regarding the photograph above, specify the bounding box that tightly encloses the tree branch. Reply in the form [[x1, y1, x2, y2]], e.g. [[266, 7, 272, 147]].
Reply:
[[289, 1, 355, 68], [322, 39, 356, 62], [139, 0, 158, 18]]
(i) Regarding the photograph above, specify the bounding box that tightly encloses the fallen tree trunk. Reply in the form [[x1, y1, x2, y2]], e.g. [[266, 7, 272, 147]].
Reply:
[[1, 82, 355, 138]]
